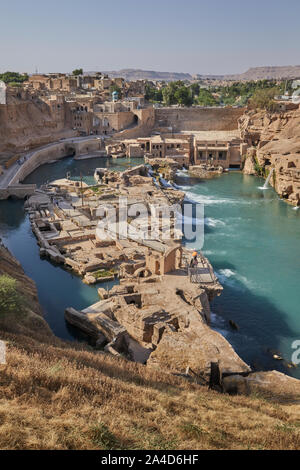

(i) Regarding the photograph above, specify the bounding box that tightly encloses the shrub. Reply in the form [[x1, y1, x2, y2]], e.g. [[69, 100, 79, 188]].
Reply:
[[0, 71, 28, 84], [93, 269, 115, 279], [90, 423, 123, 450], [249, 87, 279, 111], [197, 88, 218, 106], [254, 157, 265, 176], [72, 68, 83, 76], [0, 275, 23, 316]]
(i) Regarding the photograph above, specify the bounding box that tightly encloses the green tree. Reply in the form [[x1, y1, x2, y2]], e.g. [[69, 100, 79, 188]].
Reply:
[[211, 79, 283, 107], [162, 81, 191, 106], [174, 86, 193, 106], [72, 68, 83, 76], [190, 82, 200, 97], [197, 89, 218, 106], [162, 82, 177, 105], [249, 87, 279, 111], [154, 88, 163, 102], [0, 72, 28, 85], [145, 84, 163, 102]]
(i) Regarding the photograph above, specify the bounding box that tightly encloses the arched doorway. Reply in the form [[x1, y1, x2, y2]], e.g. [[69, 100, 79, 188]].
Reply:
[[66, 146, 76, 157]]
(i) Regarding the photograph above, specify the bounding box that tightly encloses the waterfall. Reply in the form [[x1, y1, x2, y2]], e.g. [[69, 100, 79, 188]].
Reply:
[[159, 176, 172, 188], [263, 168, 274, 189]]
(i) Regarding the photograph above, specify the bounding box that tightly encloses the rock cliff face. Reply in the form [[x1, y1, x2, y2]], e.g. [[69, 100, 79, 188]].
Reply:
[[243, 147, 257, 175], [0, 90, 74, 156], [240, 107, 300, 205]]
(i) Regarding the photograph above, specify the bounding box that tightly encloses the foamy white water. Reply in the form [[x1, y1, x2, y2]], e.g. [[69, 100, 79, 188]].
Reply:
[[184, 191, 253, 206], [205, 217, 226, 227]]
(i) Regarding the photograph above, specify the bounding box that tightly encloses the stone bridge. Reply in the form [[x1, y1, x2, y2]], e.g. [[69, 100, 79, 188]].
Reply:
[[0, 137, 106, 199]]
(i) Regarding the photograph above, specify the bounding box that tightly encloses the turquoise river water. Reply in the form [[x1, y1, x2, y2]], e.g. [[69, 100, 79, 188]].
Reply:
[[0, 156, 299, 378]]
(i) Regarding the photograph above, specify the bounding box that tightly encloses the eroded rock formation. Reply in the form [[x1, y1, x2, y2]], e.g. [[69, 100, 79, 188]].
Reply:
[[65, 274, 250, 383], [240, 106, 300, 205], [0, 87, 75, 156]]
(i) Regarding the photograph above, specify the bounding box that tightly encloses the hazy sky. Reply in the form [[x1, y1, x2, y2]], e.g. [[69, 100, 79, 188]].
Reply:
[[1, 0, 300, 75]]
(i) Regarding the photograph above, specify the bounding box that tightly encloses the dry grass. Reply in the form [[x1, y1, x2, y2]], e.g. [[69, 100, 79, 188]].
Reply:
[[0, 324, 299, 450], [0, 249, 299, 450]]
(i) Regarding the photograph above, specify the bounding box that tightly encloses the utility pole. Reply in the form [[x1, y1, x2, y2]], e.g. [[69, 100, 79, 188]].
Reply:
[[80, 172, 84, 206]]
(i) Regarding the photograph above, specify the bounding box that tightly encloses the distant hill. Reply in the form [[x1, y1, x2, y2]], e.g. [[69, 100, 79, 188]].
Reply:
[[100, 69, 193, 81], [90, 65, 300, 82], [204, 65, 300, 81]]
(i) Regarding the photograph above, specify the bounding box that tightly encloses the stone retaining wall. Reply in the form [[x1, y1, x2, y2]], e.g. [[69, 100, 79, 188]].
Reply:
[[154, 107, 245, 132], [114, 108, 155, 139], [9, 138, 103, 185], [0, 184, 36, 200]]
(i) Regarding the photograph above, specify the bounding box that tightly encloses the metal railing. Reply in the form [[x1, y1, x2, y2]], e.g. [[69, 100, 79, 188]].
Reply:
[[188, 266, 216, 284]]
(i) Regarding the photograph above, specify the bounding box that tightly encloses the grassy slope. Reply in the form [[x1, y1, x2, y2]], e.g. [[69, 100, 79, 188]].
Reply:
[[0, 246, 299, 450]]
